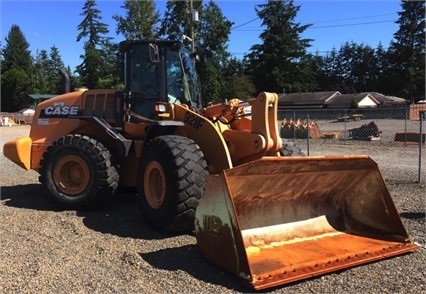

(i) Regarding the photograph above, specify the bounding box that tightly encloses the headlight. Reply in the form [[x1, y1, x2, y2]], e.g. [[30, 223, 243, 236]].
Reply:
[[154, 103, 172, 118], [155, 103, 167, 113]]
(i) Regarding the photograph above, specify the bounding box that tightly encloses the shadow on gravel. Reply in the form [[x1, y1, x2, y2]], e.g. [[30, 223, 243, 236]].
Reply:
[[76, 193, 173, 241], [141, 245, 324, 293], [1, 185, 172, 241], [400, 212, 426, 220], [140, 245, 248, 292], [1, 184, 54, 210]]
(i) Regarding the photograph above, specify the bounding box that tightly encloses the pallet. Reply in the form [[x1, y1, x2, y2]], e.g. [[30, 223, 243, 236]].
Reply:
[[321, 132, 341, 139]]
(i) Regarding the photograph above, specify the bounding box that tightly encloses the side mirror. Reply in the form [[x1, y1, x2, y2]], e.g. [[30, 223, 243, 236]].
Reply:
[[149, 43, 160, 63]]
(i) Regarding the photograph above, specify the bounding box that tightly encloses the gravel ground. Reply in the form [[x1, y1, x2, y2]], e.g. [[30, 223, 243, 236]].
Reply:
[[0, 125, 425, 293]]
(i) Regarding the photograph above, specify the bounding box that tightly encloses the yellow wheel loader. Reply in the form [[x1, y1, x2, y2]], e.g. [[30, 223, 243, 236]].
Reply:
[[3, 40, 417, 290]]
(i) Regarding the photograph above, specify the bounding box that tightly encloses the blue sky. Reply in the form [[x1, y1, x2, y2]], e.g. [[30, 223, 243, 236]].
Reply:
[[1, 0, 401, 72]]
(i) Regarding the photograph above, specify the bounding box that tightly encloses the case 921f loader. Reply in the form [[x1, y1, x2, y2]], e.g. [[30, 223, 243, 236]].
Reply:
[[4, 40, 417, 290]]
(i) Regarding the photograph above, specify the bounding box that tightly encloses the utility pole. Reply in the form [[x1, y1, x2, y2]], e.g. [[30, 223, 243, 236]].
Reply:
[[190, 0, 194, 57], [189, 0, 199, 67]]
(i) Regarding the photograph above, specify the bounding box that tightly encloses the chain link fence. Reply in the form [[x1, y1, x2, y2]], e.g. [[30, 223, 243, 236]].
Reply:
[[278, 107, 425, 183], [1, 108, 425, 183]]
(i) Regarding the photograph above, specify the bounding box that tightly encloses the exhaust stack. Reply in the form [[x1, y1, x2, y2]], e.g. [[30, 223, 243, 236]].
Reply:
[[58, 68, 70, 94]]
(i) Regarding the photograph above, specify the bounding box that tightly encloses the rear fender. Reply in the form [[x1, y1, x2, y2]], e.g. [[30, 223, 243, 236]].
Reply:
[[29, 91, 86, 143], [28, 90, 126, 170]]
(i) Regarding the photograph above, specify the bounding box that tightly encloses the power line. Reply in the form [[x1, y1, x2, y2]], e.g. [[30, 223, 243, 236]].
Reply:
[[231, 17, 259, 30], [230, 13, 396, 31], [228, 12, 397, 56], [306, 47, 390, 56], [233, 19, 395, 31], [310, 13, 396, 24], [311, 20, 395, 29], [231, 46, 391, 56]]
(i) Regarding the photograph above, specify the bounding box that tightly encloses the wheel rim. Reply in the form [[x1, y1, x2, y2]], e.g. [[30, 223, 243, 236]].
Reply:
[[53, 154, 90, 196], [144, 161, 166, 209]]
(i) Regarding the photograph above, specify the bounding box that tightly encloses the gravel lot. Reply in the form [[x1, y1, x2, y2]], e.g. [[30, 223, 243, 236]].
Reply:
[[0, 125, 425, 293]]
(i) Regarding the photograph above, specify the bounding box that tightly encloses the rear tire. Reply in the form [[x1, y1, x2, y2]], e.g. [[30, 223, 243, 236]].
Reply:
[[39, 134, 119, 210], [137, 135, 208, 233]]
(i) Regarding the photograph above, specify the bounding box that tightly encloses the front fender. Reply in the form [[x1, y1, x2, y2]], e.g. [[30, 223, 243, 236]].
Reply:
[[172, 104, 233, 173], [144, 120, 185, 145]]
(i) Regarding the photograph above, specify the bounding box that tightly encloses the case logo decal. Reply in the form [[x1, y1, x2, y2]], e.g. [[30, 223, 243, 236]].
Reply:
[[40, 102, 80, 118]]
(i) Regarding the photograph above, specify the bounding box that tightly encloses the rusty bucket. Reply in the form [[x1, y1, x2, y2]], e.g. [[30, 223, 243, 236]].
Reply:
[[194, 155, 417, 290]]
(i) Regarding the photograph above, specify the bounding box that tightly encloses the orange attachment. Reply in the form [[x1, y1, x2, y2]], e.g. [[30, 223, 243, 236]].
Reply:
[[3, 137, 32, 170], [194, 155, 417, 290]]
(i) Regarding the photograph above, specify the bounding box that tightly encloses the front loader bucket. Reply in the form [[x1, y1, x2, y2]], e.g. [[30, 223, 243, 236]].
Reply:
[[194, 155, 417, 290]]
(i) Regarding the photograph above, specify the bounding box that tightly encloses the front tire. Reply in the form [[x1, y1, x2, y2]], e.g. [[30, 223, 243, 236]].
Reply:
[[137, 135, 208, 233], [39, 134, 119, 210]]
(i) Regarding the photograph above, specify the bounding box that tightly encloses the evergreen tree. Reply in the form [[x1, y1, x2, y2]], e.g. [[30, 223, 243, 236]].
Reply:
[[98, 40, 120, 89], [0, 41, 3, 63], [353, 44, 376, 92], [222, 57, 244, 81], [245, 0, 315, 94], [197, 0, 233, 103], [1, 25, 33, 72], [300, 53, 321, 92], [34, 46, 68, 94], [318, 42, 384, 94], [386, 0, 425, 102], [221, 57, 256, 100], [371, 43, 388, 94], [318, 47, 341, 91], [159, 0, 202, 48], [1, 25, 33, 111], [33, 49, 51, 94], [336, 42, 377, 93], [113, 0, 160, 40], [49, 45, 67, 93], [159, 0, 236, 103], [75, 0, 111, 89]]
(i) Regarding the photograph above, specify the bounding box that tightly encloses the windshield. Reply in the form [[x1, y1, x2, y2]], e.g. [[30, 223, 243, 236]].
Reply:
[[129, 46, 160, 98], [166, 47, 201, 106]]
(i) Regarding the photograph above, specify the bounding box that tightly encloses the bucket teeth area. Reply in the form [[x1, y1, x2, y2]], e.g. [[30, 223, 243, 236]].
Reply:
[[195, 156, 418, 290]]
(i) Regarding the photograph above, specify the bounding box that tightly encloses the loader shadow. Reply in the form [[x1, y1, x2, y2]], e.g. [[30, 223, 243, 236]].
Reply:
[[140, 245, 248, 292], [140, 245, 310, 292], [400, 212, 426, 220], [1, 185, 171, 240], [76, 192, 172, 240], [1, 184, 54, 211]]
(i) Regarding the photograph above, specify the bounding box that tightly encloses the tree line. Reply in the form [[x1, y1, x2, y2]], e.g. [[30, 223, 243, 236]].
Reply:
[[1, 0, 424, 112]]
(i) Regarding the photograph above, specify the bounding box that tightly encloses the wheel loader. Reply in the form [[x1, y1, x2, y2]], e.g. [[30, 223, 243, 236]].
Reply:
[[3, 39, 417, 290]]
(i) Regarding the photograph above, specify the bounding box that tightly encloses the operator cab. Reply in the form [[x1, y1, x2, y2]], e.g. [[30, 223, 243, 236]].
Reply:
[[120, 40, 201, 118]]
